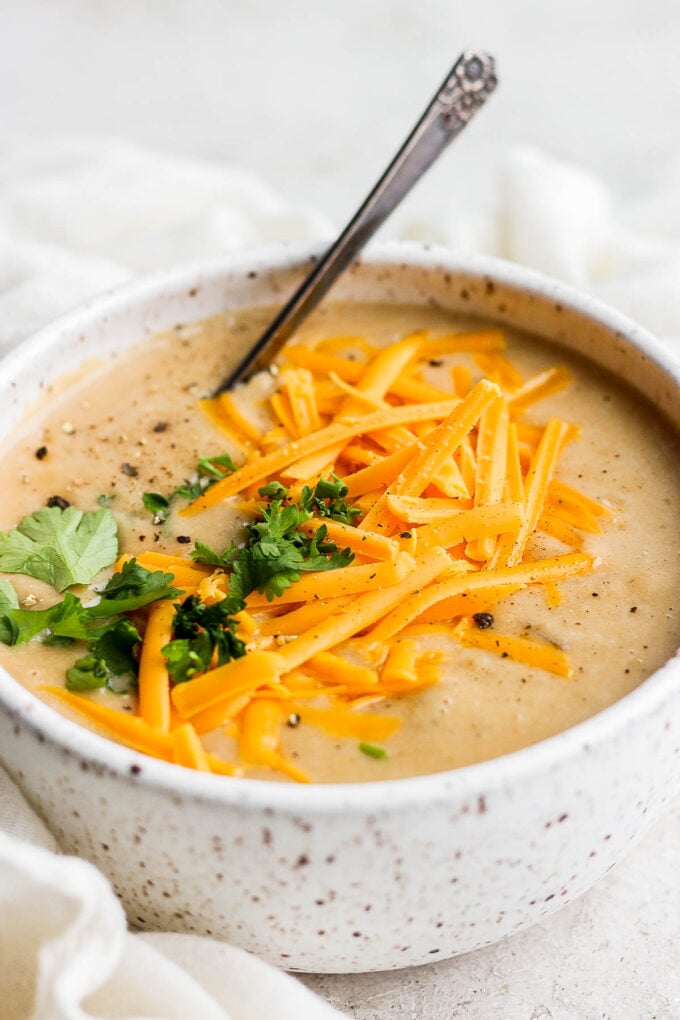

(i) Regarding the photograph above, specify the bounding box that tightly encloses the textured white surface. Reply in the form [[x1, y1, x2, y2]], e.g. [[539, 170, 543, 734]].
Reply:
[[301, 800, 680, 1018], [1, 1, 680, 1016], [0, 768, 345, 1020]]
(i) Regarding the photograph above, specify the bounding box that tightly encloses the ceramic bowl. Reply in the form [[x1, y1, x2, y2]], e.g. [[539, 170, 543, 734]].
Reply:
[[1, 242, 679, 973]]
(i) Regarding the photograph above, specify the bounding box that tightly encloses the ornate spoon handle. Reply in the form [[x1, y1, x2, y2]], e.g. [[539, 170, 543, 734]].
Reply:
[[217, 51, 498, 392]]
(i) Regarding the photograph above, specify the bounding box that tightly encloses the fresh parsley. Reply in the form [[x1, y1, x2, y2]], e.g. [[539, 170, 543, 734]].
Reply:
[[190, 484, 354, 602], [0, 560, 182, 693], [0, 579, 18, 614], [142, 492, 170, 522], [0, 506, 118, 592], [189, 540, 237, 570], [66, 619, 140, 693], [86, 558, 179, 617], [162, 480, 356, 682], [233, 504, 352, 601], [165, 595, 247, 684], [143, 453, 237, 519]]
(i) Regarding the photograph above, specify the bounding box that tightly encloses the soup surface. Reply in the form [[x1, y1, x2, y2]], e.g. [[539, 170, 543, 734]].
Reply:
[[1, 301, 680, 782]]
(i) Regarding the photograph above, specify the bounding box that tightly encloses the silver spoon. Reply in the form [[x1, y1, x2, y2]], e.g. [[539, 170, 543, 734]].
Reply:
[[216, 50, 498, 393]]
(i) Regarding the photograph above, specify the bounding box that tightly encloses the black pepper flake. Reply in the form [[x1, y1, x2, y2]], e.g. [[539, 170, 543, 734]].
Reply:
[[46, 495, 70, 510], [176, 535, 191, 544], [35, 445, 48, 460], [630, 606, 638, 613], [473, 612, 494, 629], [400, 531, 412, 539], [428, 358, 444, 367], [287, 713, 301, 728], [121, 462, 139, 477], [153, 422, 169, 433]]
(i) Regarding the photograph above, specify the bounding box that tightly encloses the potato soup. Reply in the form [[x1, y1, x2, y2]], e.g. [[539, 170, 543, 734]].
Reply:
[[0, 302, 679, 783]]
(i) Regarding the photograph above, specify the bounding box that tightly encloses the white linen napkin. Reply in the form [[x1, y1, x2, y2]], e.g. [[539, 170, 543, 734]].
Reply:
[[0, 767, 344, 1020], [1, 135, 680, 1019]]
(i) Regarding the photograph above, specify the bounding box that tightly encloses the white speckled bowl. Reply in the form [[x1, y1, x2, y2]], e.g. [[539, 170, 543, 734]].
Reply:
[[0, 243, 679, 973]]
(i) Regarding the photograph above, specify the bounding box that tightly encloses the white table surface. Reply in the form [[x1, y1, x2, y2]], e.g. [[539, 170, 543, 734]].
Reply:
[[2, 2, 680, 1016]]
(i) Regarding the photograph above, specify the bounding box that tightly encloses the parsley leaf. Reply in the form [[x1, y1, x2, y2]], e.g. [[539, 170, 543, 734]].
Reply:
[[0, 579, 19, 614], [235, 496, 353, 601], [164, 594, 246, 683], [0, 506, 118, 592], [0, 562, 177, 651], [66, 619, 140, 693], [143, 453, 237, 518], [86, 558, 181, 617], [142, 492, 170, 522], [90, 618, 140, 675], [0, 592, 92, 646], [190, 540, 238, 569]]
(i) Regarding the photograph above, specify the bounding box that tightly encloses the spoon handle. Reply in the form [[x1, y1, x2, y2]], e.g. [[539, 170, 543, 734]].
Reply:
[[218, 50, 497, 392]]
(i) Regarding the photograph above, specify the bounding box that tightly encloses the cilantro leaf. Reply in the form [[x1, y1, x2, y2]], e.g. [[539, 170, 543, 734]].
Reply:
[[258, 481, 288, 499], [0, 562, 176, 650], [0, 592, 91, 646], [86, 559, 181, 617], [142, 492, 170, 522], [197, 453, 236, 478], [90, 618, 140, 676], [164, 594, 246, 683], [0, 579, 19, 614], [66, 619, 141, 693], [0, 506, 118, 592], [232, 497, 354, 601], [174, 478, 205, 502], [163, 632, 215, 685], [190, 540, 238, 569], [144, 453, 237, 517]]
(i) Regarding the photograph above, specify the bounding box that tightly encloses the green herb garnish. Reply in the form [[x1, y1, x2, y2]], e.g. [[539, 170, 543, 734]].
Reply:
[[359, 742, 388, 760], [66, 618, 140, 692], [85, 558, 179, 617], [165, 596, 247, 684], [142, 492, 170, 522], [0, 560, 181, 692], [300, 474, 361, 526], [162, 480, 355, 682], [0, 506, 118, 592], [143, 453, 237, 519]]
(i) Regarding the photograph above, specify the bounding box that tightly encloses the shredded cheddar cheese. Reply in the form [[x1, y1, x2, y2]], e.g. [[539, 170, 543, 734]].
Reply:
[[60, 325, 613, 782]]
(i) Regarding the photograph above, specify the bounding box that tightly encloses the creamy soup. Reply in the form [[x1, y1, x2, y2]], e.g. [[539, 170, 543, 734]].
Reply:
[[1, 302, 679, 783]]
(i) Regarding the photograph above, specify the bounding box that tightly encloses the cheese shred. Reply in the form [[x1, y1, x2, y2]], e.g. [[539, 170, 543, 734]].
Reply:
[[61, 325, 611, 782]]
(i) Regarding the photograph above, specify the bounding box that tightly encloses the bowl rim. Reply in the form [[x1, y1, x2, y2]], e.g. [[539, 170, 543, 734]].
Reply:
[[2, 238, 680, 813]]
